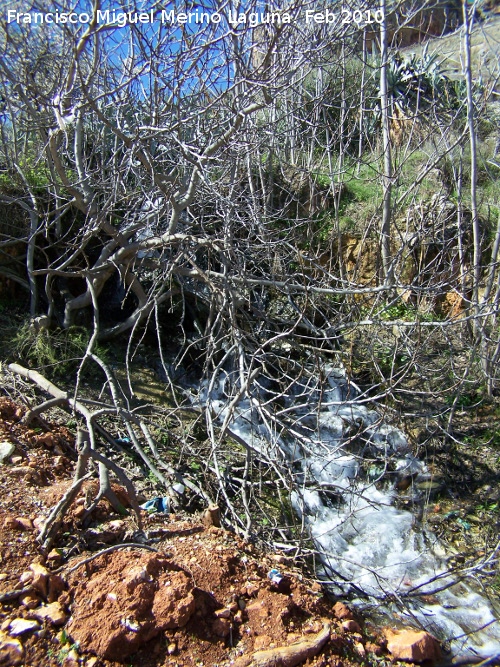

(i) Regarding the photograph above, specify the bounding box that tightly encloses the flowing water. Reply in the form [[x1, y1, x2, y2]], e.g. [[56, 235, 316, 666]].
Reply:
[[197, 362, 500, 659]]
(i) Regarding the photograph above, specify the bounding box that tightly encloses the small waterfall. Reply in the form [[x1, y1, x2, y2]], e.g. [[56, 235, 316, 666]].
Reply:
[[198, 363, 500, 659]]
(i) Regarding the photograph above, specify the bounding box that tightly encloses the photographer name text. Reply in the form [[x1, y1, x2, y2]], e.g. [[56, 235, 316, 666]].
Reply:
[[6, 7, 384, 28]]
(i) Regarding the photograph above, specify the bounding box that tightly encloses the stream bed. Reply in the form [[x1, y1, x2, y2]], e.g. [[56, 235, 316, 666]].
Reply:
[[197, 362, 500, 659]]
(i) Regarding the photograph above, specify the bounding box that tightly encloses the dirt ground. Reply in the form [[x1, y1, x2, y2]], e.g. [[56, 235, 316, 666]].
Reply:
[[0, 396, 397, 667]]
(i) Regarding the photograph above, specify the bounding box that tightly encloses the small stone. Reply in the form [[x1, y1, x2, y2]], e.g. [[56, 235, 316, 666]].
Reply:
[[0, 574, 7, 582], [30, 562, 49, 598], [245, 583, 259, 597], [0, 442, 15, 463], [272, 554, 287, 564], [33, 516, 46, 531], [212, 617, 231, 637], [385, 628, 442, 663], [20, 593, 40, 610], [342, 620, 362, 634], [333, 602, 353, 620], [353, 641, 366, 657], [167, 642, 177, 655], [366, 642, 383, 656], [19, 570, 33, 584], [14, 517, 34, 531], [203, 504, 221, 528], [254, 635, 271, 650], [215, 608, 231, 619], [3, 517, 19, 530], [47, 550, 63, 565], [30, 601, 69, 626], [62, 648, 79, 667], [0, 630, 24, 666], [36, 432, 56, 448], [234, 610, 244, 624], [85, 658, 99, 667], [48, 574, 66, 603], [9, 618, 40, 636], [10, 456, 23, 465]]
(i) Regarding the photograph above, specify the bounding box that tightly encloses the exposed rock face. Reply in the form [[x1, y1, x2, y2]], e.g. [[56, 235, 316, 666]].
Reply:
[[67, 551, 196, 662], [385, 628, 442, 663]]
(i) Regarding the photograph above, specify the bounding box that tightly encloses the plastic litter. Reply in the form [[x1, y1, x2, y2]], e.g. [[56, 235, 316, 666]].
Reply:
[[140, 497, 170, 514], [268, 569, 284, 586]]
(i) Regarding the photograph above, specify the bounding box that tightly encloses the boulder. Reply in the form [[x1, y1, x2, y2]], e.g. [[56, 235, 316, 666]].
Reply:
[[385, 628, 442, 663]]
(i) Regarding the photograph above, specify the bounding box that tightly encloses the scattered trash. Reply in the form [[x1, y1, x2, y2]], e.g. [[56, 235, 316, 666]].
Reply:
[[140, 497, 170, 514], [443, 511, 458, 520], [268, 569, 291, 594], [171, 483, 185, 496], [268, 569, 284, 586], [114, 437, 131, 446], [456, 518, 471, 530]]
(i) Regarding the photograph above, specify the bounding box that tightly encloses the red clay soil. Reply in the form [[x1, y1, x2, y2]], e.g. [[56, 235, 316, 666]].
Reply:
[[0, 396, 396, 667]]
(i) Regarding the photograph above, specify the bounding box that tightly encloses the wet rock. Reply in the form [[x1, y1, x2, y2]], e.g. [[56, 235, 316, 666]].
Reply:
[[333, 602, 353, 620], [354, 641, 366, 657], [67, 551, 195, 661], [0, 442, 15, 463], [30, 601, 69, 626], [366, 641, 384, 656], [0, 631, 24, 666], [342, 620, 362, 634], [9, 619, 40, 636], [385, 628, 442, 663]]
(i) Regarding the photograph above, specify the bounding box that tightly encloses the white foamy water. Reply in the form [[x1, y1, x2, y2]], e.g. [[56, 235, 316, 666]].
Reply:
[[198, 364, 500, 658]]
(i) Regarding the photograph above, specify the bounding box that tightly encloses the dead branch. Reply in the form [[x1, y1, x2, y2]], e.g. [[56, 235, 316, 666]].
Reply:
[[233, 623, 330, 667]]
